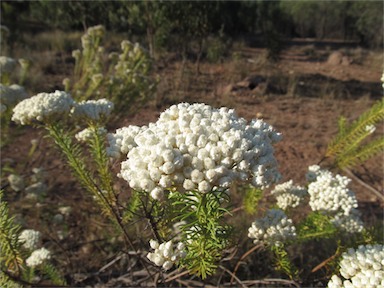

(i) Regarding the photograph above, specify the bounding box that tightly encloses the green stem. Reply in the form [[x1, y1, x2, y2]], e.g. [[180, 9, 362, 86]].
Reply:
[[46, 123, 154, 280], [89, 124, 118, 207]]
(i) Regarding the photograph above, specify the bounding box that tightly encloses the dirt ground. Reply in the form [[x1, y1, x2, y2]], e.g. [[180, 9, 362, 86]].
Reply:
[[1, 40, 383, 286]]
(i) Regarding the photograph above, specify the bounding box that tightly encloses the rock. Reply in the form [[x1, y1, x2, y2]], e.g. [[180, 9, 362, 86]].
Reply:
[[327, 51, 343, 65], [216, 75, 268, 96], [341, 56, 352, 66]]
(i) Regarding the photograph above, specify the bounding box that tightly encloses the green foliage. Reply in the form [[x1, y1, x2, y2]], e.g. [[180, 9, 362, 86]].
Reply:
[[66, 25, 157, 116], [0, 190, 23, 283], [170, 190, 232, 279], [41, 263, 66, 286], [326, 98, 384, 169], [243, 187, 263, 215], [29, 0, 114, 31], [46, 123, 96, 195], [270, 244, 298, 280], [280, 1, 348, 39], [1, 189, 66, 286], [88, 124, 115, 203], [256, 0, 287, 61], [349, 1, 384, 48], [122, 190, 140, 224], [297, 212, 337, 241], [46, 122, 120, 222], [205, 30, 231, 63]]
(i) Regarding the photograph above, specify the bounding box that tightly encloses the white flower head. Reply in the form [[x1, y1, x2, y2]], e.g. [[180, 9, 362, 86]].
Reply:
[[12, 90, 74, 125], [7, 174, 25, 192], [75, 127, 107, 142], [305, 165, 322, 182], [328, 244, 384, 288], [25, 182, 47, 200], [25, 247, 51, 267], [331, 210, 364, 233], [19, 229, 41, 250], [365, 124, 376, 134], [58, 206, 72, 216], [248, 209, 296, 246], [72, 98, 114, 121], [31, 167, 45, 183], [0, 84, 29, 106], [114, 103, 281, 200], [147, 239, 185, 270], [271, 180, 307, 210], [307, 168, 358, 216], [0, 56, 16, 73]]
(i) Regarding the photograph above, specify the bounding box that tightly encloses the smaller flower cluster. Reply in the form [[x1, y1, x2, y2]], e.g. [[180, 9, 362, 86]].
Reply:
[[271, 180, 307, 210], [308, 171, 357, 215], [0, 56, 16, 73], [25, 247, 51, 268], [72, 98, 114, 121], [19, 229, 41, 250], [18, 228, 52, 268], [330, 210, 364, 234], [75, 127, 107, 142], [248, 209, 296, 246], [147, 239, 186, 271], [306, 165, 363, 233], [7, 166, 48, 200], [12, 90, 114, 125], [0, 84, 29, 112], [81, 25, 105, 50], [8, 174, 25, 192], [328, 244, 384, 288], [12, 90, 74, 125]]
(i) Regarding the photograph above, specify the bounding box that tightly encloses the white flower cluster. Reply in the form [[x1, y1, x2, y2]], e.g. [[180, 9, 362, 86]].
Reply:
[[307, 167, 358, 216], [0, 84, 29, 108], [306, 164, 322, 182], [81, 25, 105, 50], [328, 244, 384, 288], [365, 124, 376, 134], [75, 127, 107, 142], [12, 90, 75, 125], [19, 229, 41, 250], [7, 174, 25, 192], [271, 180, 307, 210], [107, 125, 145, 158], [109, 103, 281, 200], [72, 98, 114, 121], [0, 56, 16, 73], [25, 247, 51, 268], [306, 166, 363, 233], [147, 239, 186, 270], [330, 210, 364, 233], [248, 209, 296, 246]]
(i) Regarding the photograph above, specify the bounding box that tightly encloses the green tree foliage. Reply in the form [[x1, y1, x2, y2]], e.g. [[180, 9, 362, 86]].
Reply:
[[280, 0, 383, 47], [29, 0, 117, 31], [1, 0, 382, 53], [349, 1, 384, 48]]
